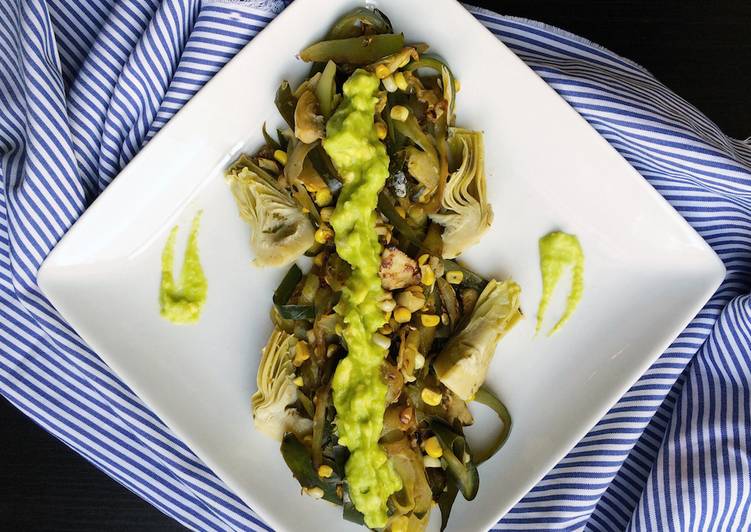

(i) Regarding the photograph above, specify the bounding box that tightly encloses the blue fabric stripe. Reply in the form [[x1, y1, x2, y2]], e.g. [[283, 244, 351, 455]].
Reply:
[[1, 1, 750, 531]]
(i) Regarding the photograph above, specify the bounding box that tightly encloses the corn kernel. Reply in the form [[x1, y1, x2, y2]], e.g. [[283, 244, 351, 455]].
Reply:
[[424, 436, 443, 458], [320, 206, 334, 222], [420, 264, 435, 286], [293, 376, 304, 387], [315, 188, 332, 206], [317, 465, 333, 478], [393, 306, 412, 324], [293, 341, 311, 366], [314, 225, 333, 244], [394, 71, 408, 91], [313, 251, 326, 267], [408, 204, 425, 225], [421, 387, 442, 406], [305, 486, 324, 499], [379, 297, 396, 313], [446, 270, 464, 284], [390, 105, 409, 122], [372, 333, 391, 350], [421, 314, 440, 327], [375, 64, 391, 79], [454, 78, 461, 92], [273, 149, 288, 166], [382, 75, 397, 93], [391, 515, 409, 532], [423, 455, 442, 468], [418, 253, 430, 266], [375, 121, 388, 140]]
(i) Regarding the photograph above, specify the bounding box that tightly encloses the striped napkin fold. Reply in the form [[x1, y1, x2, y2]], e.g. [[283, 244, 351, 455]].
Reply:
[[1, 1, 749, 530]]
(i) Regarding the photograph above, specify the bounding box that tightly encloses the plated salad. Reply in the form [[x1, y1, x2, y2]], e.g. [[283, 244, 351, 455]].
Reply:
[[226, 7, 523, 531]]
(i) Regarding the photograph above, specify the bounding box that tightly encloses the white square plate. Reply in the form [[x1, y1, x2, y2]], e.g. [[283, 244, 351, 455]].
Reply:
[[38, 0, 725, 530]]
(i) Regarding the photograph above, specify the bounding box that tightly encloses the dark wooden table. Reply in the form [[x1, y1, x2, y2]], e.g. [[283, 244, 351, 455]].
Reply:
[[2, 1, 749, 530]]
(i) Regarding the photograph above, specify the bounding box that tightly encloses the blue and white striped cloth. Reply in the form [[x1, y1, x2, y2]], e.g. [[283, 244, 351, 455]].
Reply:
[[1, 1, 750, 530]]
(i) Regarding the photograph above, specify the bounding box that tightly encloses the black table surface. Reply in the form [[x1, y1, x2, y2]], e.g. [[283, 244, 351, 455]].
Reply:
[[2, 1, 749, 531]]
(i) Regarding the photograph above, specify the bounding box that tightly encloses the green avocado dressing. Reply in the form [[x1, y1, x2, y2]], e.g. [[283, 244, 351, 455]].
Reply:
[[536, 231, 584, 335], [323, 70, 402, 528], [159, 211, 207, 324]]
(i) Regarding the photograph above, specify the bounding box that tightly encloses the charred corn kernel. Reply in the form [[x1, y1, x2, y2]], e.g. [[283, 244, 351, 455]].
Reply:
[[394, 306, 412, 323], [414, 353, 425, 370], [382, 75, 397, 93], [379, 323, 393, 335], [273, 149, 288, 166], [391, 515, 409, 532], [421, 313, 440, 327], [375, 64, 391, 79], [317, 465, 333, 478], [418, 253, 430, 266], [406, 284, 424, 296], [293, 376, 304, 387], [446, 270, 464, 284], [313, 251, 326, 267], [315, 188, 332, 206], [394, 71, 408, 91], [372, 333, 391, 350], [390, 105, 409, 122], [423, 455, 442, 468], [314, 225, 334, 244], [293, 341, 311, 366], [421, 386, 442, 406], [375, 121, 388, 140], [420, 264, 435, 286], [320, 206, 334, 222], [305, 486, 324, 499], [454, 78, 462, 92], [424, 436, 443, 458]]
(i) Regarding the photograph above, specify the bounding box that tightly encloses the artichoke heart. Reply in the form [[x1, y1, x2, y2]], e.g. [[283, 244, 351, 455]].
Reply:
[[429, 129, 493, 259], [434, 279, 521, 400], [251, 327, 312, 441], [226, 156, 315, 268]]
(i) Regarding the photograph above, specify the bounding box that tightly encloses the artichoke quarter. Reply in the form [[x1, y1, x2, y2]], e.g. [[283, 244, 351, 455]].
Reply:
[[429, 128, 493, 259], [251, 327, 312, 441], [434, 279, 522, 400], [226, 155, 315, 267]]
